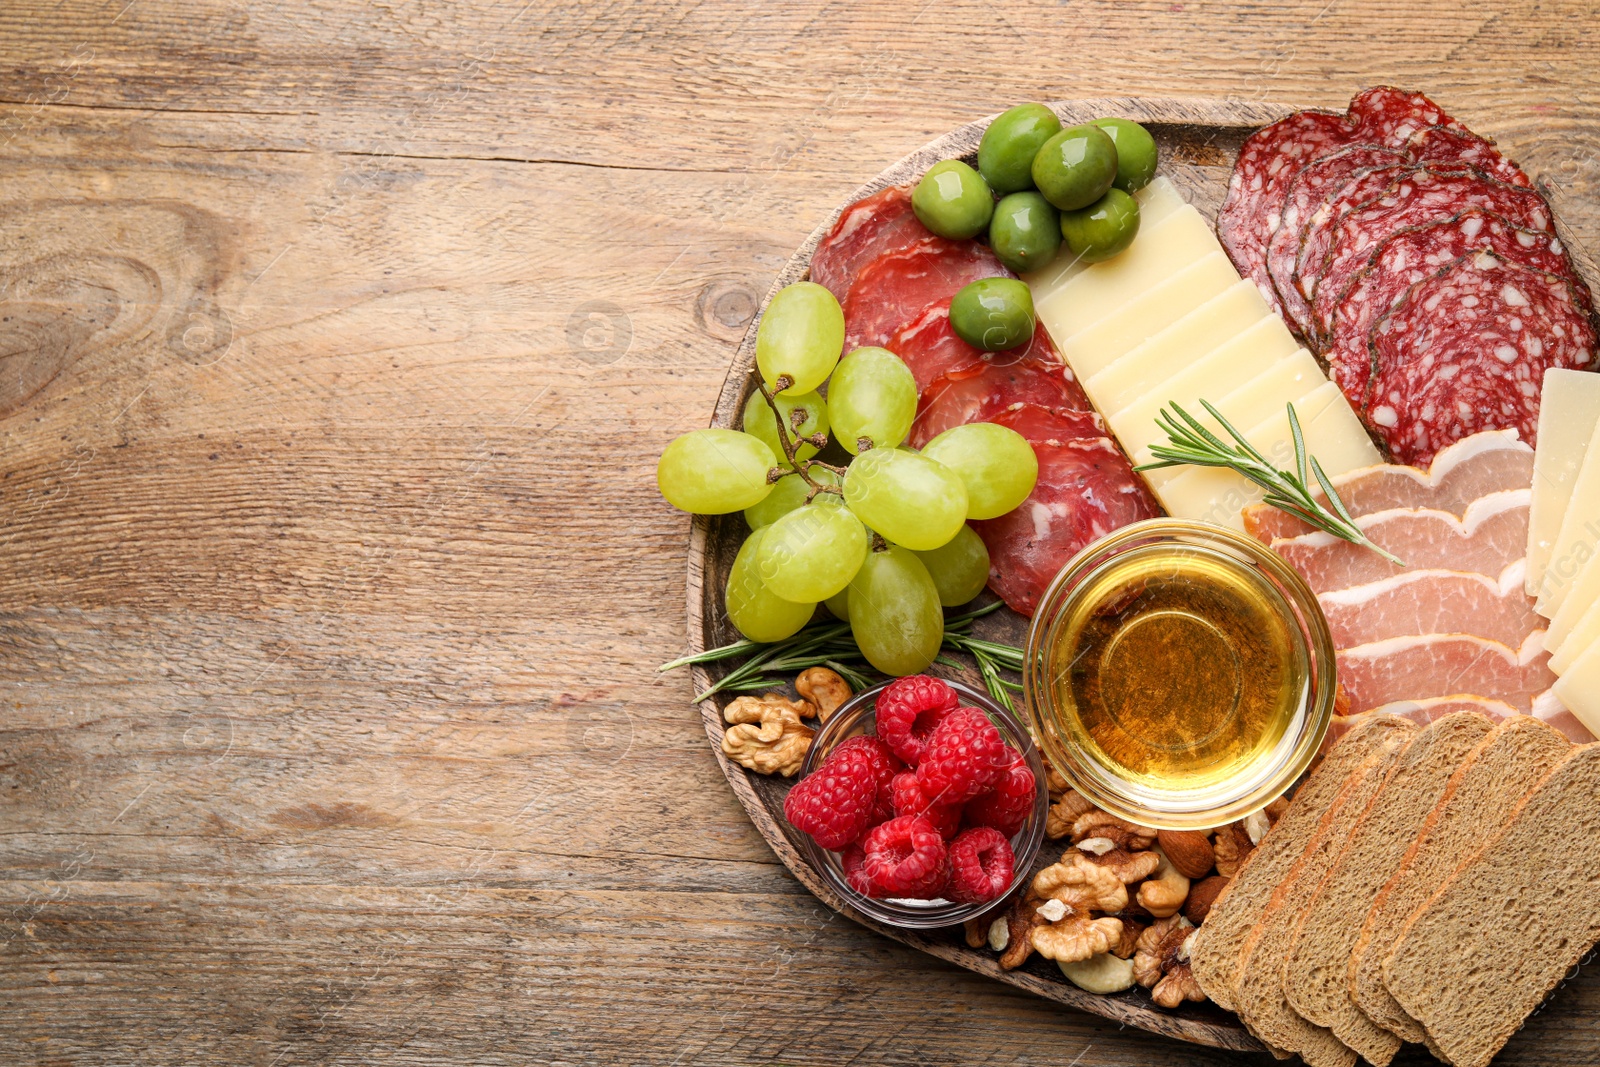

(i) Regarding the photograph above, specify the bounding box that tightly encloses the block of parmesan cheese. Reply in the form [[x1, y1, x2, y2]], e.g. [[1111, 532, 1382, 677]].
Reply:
[[1526, 368, 1600, 596]]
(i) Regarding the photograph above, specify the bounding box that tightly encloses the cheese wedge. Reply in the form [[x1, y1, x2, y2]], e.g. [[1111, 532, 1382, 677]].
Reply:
[[1551, 639, 1600, 738], [1546, 550, 1600, 653], [1085, 280, 1273, 414], [1023, 176, 1187, 294], [1535, 415, 1600, 617], [1049, 252, 1239, 379], [1526, 368, 1600, 596], [1033, 205, 1220, 339], [1548, 596, 1600, 675]]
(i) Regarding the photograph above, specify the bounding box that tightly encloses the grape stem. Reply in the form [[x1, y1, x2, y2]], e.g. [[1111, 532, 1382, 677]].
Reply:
[[753, 376, 845, 498]]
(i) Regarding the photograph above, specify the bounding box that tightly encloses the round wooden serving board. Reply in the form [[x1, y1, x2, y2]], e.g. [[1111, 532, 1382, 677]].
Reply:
[[684, 96, 1600, 1053]]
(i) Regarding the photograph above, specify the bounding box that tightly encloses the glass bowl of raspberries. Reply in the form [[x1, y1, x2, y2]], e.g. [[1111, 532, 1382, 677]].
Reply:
[[782, 674, 1049, 929]]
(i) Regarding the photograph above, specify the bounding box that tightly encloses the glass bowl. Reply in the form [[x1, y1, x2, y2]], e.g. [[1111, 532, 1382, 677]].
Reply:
[[796, 678, 1049, 930], [1023, 519, 1335, 831]]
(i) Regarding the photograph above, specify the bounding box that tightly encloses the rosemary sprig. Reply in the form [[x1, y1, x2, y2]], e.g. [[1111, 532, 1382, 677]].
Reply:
[[660, 601, 1026, 711], [1134, 400, 1404, 566]]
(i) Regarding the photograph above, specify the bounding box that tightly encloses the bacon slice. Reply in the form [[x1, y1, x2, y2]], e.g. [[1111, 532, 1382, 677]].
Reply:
[[1319, 562, 1541, 649], [808, 184, 929, 302], [1336, 633, 1555, 714]]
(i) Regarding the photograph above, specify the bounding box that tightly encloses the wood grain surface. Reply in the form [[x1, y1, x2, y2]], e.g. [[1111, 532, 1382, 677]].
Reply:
[[2, 4, 1598, 1065]]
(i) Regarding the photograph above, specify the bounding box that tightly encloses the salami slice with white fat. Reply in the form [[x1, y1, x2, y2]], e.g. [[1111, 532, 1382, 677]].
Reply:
[[987, 402, 1106, 446], [1309, 169, 1555, 344], [1265, 144, 1406, 337], [1346, 87, 1468, 145], [886, 300, 1060, 395], [1322, 210, 1585, 404], [808, 185, 930, 302], [1407, 126, 1532, 188], [909, 358, 1092, 448], [1366, 252, 1598, 465], [1216, 109, 1355, 315], [970, 434, 1160, 616], [843, 238, 1013, 350]]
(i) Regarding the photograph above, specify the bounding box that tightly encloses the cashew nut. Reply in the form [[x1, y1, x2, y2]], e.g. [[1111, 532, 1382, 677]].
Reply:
[[795, 667, 851, 722], [1136, 846, 1191, 919], [1058, 951, 1137, 994]]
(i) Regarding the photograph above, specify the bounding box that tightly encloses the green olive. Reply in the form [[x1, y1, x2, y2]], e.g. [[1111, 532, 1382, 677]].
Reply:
[[1060, 188, 1141, 264], [949, 277, 1035, 352], [912, 159, 995, 239], [977, 103, 1062, 195], [1091, 117, 1159, 192], [989, 191, 1062, 274], [1032, 124, 1118, 212]]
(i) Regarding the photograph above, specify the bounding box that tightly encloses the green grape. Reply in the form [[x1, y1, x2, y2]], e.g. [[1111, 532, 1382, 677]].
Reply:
[[828, 346, 918, 454], [847, 545, 944, 676], [755, 281, 845, 395], [824, 586, 851, 622], [743, 468, 841, 529], [842, 448, 968, 551], [742, 389, 829, 467], [755, 502, 869, 602], [920, 422, 1039, 519], [913, 525, 991, 606], [725, 527, 815, 643], [657, 429, 776, 514]]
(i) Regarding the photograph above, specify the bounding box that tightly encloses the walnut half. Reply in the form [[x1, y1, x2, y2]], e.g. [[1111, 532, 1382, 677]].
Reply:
[[720, 695, 815, 777]]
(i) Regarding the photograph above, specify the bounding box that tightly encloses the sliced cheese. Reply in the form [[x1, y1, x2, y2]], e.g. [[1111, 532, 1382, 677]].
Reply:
[[1085, 280, 1273, 413], [1023, 176, 1187, 294], [1545, 550, 1600, 652], [1048, 252, 1238, 379], [1535, 415, 1600, 617], [1034, 206, 1220, 340], [1526, 368, 1600, 595], [1548, 595, 1600, 675], [1138, 379, 1340, 494], [1551, 639, 1600, 739]]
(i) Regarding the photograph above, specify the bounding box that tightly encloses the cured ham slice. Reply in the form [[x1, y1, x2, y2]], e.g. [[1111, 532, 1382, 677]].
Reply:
[[970, 435, 1160, 616], [808, 185, 930, 302], [1243, 429, 1532, 542], [1319, 561, 1542, 649], [909, 360, 1092, 448], [887, 301, 1062, 395], [843, 238, 1012, 350], [1337, 633, 1555, 714], [1269, 489, 1530, 590]]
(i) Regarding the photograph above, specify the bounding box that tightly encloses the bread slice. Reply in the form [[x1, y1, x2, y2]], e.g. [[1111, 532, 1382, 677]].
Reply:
[[1348, 716, 1572, 1044], [1383, 742, 1600, 1067], [1231, 717, 1418, 1065], [1279, 712, 1496, 1065], [1190, 713, 1414, 1013]]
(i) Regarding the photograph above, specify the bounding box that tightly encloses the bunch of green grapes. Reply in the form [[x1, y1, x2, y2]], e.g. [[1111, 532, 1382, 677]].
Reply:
[[657, 282, 1040, 675]]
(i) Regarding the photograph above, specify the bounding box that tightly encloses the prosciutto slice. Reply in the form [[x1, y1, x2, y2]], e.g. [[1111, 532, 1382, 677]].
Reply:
[[1318, 562, 1543, 649], [1336, 633, 1555, 714]]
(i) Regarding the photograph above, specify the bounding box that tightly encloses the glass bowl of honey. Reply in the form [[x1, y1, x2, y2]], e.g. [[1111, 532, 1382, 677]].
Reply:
[[1023, 518, 1336, 830]]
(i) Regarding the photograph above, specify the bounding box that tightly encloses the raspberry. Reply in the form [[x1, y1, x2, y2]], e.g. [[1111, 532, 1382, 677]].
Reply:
[[861, 814, 951, 899], [840, 843, 884, 898], [915, 707, 1007, 805], [875, 675, 960, 765], [782, 744, 878, 850], [889, 770, 962, 839], [947, 826, 1016, 904], [964, 745, 1037, 838], [830, 735, 904, 825]]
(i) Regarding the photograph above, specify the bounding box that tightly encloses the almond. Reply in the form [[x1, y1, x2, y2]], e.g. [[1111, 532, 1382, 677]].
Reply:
[[1156, 829, 1215, 880], [1183, 875, 1229, 924]]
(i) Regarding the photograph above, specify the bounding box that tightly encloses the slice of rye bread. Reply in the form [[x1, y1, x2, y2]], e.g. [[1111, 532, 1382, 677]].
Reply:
[[1190, 713, 1417, 1013], [1231, 718, 1419, 1066], [1349, 716, 1572, 1044], [1383, 742, 1600, 1067], [1279, 712, 1496, 1066]]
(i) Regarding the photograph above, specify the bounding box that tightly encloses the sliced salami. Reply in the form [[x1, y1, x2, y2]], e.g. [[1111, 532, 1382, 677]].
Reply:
[[909, 359, 1091, 448], [1291, 162, 1416, 302], [809, 184, 930, 302], [1407, 126, 1532, 188], [1309, 169, 1554, 344], [1322, 210, 1584, 404], [1347, 87, 1467, 145], [987, 402, 1106, 446], [1216, 109, 1354, 315], [886, 300, 1059, 395], [1366, 252, 1598, 465], [1264, 144, 1405, 337], [970, 435, 1160, 616], [843, 238, 1013, 350]]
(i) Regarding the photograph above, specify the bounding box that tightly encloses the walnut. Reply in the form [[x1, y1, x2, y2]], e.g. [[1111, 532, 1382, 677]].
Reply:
[[720, 695, 816, 776], [795, 667, 850, 722], [1070, 810, 1157, 852], [1031, 853, 1130, 914], [1152, 959, 1207, 1009], [999, 891, 1043, 970], [1075, 842, 1161, 885], [1212, 821, 1254, 877], [1183, 875, 1229, 925], [1045, 789, 1096, 839], [1137, 847, 1191, 919], [1033, 915, 1125, 965], [1156, 829, 1215, 880], [1044, 762, 1072, 798], [1111, 917, 1148, 959], [1021, 854, 1130, 965], [1133, 915, 1194, 988], [1265, 796, 1290, 822], [962, 915, 988, 949]]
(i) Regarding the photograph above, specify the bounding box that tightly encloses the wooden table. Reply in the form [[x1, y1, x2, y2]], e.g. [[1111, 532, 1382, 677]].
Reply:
[[3, 4, 1597, 1063]]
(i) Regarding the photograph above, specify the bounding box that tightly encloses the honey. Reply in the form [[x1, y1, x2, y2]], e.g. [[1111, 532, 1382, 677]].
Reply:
[[1045, 542, 1308, 794]]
